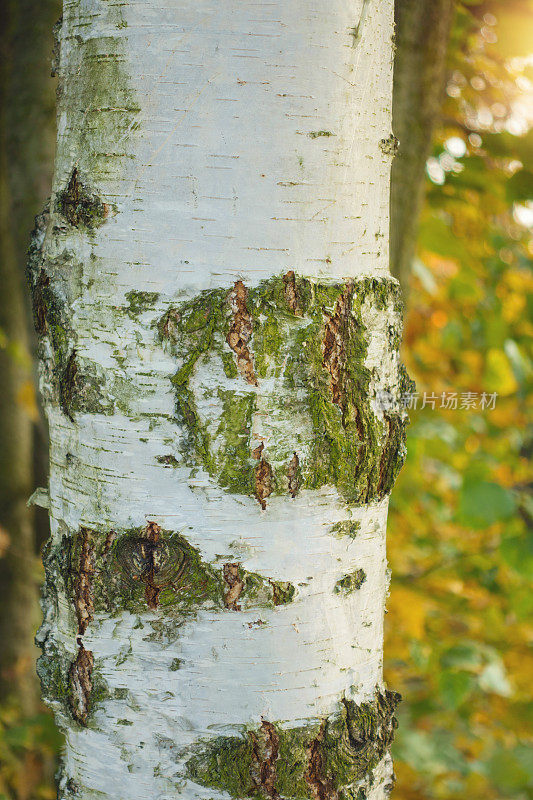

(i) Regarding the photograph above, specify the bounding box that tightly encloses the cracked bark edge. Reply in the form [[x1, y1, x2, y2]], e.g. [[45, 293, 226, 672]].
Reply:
[[59, 350, 78, 421], [227, 280, 258, 385]]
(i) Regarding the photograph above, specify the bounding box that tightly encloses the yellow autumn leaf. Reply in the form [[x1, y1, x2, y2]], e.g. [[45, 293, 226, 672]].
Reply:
[[16, 379, 39, 422], [484, 348, 518, 395], [387, 586, 431, 639]]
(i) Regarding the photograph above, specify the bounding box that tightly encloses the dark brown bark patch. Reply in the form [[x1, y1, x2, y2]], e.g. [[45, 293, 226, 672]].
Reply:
[[32, 270, 51, 335], [56, 168, 107, 229], [227, 280, 258, 385], [305, 721, 338, 800], [223, 563, 244, 610], [59, 349, 78, 421], [283, 270, 300, 315], [322, 286, 351, 411], [250, 720, 281, 799], [287, 452, 300, 498], [74, 527, 95, 636], [254, 452, 273, 510], [68, 644, 93, 725]]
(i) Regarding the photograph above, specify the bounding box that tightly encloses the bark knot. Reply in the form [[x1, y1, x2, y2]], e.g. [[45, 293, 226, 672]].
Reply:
[[116, 522, 189, 609]]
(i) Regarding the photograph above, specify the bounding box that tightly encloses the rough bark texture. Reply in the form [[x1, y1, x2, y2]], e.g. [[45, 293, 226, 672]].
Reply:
[[34, 2, 406, 798], [390, 0, 455, 292], [0, 0, 59, 716]]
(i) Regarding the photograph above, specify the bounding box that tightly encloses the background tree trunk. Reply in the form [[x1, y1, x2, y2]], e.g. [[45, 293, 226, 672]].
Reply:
[[390, 0, 455, 293], [0, 0, 59, 715], [34, 2, 409, 797]]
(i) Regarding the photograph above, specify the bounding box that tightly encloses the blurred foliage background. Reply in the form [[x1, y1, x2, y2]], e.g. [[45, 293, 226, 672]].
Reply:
[[0, 0, 531, 798]]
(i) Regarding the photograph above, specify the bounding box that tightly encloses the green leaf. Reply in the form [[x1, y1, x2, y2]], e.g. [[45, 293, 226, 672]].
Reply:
[[440, 643, 482, 670], [393, 728, 468, 777], [507, 169, 533, 203], [501, 530, 533, 579], [487, 749, 532, 792], [438, 670, 475, 709], [458, 480, 515, 528], [418, 214, 468, 261]]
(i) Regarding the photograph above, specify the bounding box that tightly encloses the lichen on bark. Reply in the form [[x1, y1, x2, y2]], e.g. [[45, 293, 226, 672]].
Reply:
[[159, 273, 408, 506], [185, 689, 401, 799]]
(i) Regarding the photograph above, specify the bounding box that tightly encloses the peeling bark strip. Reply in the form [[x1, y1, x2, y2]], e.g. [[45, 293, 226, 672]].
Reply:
[[68, 645, 93, 725], [186, 690, 401, 798], [161, 274, 409, 505], [227, 280, 258, 385], [223, 563, 245, 610], [250, 720, 281, 800]]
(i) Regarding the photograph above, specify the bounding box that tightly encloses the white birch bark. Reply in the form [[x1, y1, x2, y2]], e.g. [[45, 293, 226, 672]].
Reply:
[[31, 1, 408, 798]]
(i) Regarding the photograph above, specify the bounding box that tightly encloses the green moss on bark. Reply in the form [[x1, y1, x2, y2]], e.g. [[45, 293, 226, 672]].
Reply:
[[61, 525, 294, 618], [55, 28, 140, 183], [335, 569, 366, 594], [186, 690, 401, 799], [124, 290, 160, 320], [160, 274, 408, 506]]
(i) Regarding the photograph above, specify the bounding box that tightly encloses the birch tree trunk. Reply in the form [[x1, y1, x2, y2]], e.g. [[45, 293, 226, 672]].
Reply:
[[32, 2, 410, 798]]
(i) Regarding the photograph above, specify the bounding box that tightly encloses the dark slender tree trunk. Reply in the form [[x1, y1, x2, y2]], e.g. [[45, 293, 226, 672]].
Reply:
[[390, 0, 455, 294], [0, 0, 59, 715]]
